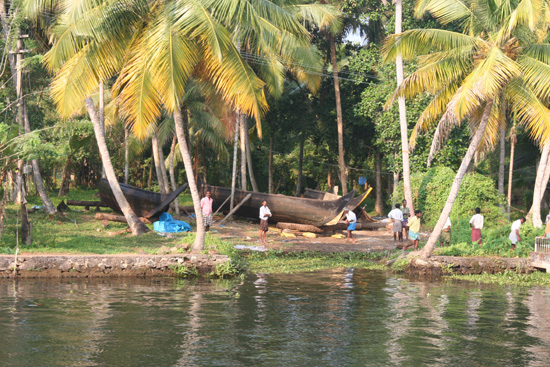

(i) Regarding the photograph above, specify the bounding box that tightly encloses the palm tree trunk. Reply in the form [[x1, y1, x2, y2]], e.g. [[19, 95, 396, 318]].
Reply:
[[169, 135, 180, 215], [239, 113, 247, 190], [329, 33, 348, 195], [421, 101, 493, 258], [174, 105, 205, 252], [529, 143, 550, 227], [124, 127, 129, 184], [151, 132, 167, 194], [243, 116, 259, 192], [158, 136, 170, 194], [268, 135, 274, 194], [296, 135, 305, 197], [58, 156, 71, 196], [22, 102, 56, 214], [99, 81, 106, 179], [395, 0, 414, 216], [507, 126, 516, 219], [375, 149, 385, 215], [230, 114, 239, 209], [85, 97, 149, 235], [498, 124, 505, 195]]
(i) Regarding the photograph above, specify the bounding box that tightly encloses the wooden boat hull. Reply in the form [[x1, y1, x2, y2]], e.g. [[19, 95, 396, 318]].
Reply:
[[98, 179, 187, 218], [304, 188, 371, 212], [203, 185, 356, 226]]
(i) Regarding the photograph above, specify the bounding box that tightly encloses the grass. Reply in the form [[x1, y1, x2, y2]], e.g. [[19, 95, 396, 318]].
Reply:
[[0, 188, 195, 254], [448, 270, 550, 287]]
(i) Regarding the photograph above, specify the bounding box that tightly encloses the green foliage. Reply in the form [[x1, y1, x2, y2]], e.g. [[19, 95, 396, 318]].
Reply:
[[450, 270, 550, 287], [392, 166, 504, 228], [436, 223, 543, 258], [171, 264, 199, 278], [210, 259, 247, 278]]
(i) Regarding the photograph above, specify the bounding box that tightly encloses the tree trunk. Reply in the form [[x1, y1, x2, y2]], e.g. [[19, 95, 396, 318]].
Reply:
[[393, 170, 399, 207], [230, 113, 239, 209], [529, 143, 550, 227], [329, 33, 347, 195], [395, 0, 414, 216], [239, 113, 247, 190], [99, 81, 106, 179], [498, 124, 505, 195], [147, 158, 153, 189], [243, 116, 259, 192], [174, 105, 205, 252], [158, 135, 170, 194], [22, 102, 57, 214], [124, 127, 129, 184], [268, 135, 273, 194], [168, 135, 180, 215], [58, 156, 71, 196], [421, 100, 493, 258], [295, 135, 304, 197], [375, 149, 385, 215], [18, 160, 30, 245], [85, 97, 149, 235], [151, 132, 167, 194], [507, 126, 516, 219]]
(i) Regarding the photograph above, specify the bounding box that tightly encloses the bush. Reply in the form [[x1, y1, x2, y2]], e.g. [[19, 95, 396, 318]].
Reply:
[[436, 222, 543, 257], [392, 167, 505, 229]]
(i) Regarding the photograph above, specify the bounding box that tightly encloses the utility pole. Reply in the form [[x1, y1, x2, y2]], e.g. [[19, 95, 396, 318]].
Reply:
[[12, 34, 31, 244]]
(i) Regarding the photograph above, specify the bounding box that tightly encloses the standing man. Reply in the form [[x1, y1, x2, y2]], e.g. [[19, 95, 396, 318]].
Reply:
[[509, 217, 526, 250], [388, 203, 404, 243], [402, 199, 410, 241], [200, 190, 213, 232], [403, 210, 422, 251], [439, 216, 452, 247], [469, 207, 484, 245], [259, 200, 272, 244], [343, 208, 357, 243]]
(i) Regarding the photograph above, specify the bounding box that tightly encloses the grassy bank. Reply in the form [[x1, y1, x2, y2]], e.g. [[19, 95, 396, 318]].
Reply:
[[449, 270, 550, 287]]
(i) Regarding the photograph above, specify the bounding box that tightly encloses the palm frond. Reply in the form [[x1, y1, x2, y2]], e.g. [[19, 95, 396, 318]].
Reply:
[[383, 29, 478, 62], [415, 0, 473, 25]]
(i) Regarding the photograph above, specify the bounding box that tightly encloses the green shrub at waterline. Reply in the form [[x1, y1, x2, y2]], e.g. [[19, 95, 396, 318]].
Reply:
[[435, 222, 543, 257], [392, 167, 504, 228]]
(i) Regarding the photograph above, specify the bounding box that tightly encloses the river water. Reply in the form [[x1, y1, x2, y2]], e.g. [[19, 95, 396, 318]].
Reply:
[[1, 270, 550, 366]]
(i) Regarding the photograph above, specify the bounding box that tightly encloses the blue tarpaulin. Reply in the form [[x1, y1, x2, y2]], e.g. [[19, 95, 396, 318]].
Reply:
[[154, 212, 191, 233], [358, 176, 367, 185]]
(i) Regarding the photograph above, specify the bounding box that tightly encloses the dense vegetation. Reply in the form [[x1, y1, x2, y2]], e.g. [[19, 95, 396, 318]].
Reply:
[[0, 0, 548, 258]]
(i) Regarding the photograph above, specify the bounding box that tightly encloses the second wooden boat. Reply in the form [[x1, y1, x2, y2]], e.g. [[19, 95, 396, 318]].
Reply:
[[202, 185, 356, 226]]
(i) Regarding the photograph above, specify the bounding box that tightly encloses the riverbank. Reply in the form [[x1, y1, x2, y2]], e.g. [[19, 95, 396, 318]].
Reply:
[[0, 253, 229, 278], [1, 197, 548, 284]]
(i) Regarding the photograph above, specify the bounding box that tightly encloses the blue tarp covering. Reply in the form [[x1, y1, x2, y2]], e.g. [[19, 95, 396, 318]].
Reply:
[[154, 212, 192, 233]]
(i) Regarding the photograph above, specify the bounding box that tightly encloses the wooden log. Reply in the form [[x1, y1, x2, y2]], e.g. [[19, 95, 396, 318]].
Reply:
[[95, 212, 153, 224], [276, 222, 324, 233], [67, 200, 107, 207], [321, 222, 386, 231], [218, 193, 252, 225]]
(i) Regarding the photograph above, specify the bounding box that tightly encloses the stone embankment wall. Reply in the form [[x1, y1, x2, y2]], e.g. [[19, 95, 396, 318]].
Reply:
[[0, 254, 229, 278], [408, 255, 531, 276]]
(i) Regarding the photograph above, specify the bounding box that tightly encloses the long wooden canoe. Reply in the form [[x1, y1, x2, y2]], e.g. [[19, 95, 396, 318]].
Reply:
[[98, 179, 188, 218], [202, 184, 356, 226]]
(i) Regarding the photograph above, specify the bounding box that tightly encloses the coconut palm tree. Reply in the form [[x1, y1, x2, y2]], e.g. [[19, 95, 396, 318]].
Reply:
[[384, 0, 550, 257], [29, 0, 339, 249]]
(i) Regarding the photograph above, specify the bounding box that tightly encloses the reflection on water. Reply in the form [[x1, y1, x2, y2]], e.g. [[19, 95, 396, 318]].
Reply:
[[1, 271, 550, 366]]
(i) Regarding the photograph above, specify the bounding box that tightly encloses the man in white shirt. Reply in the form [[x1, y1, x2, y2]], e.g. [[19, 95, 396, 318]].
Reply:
[[388, 204, 404, 242], [509, 217, 526, 250], [259, 200, 272, 244], [343, 208, 357, 243], [469, 207, 484, 245], [439, 216, 452, 247]]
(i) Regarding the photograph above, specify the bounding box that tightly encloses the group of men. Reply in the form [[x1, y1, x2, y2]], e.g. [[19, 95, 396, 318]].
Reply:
[[387, 202, 528, 250], [387, 200, 423, 251], [202, 191, 530, 249]]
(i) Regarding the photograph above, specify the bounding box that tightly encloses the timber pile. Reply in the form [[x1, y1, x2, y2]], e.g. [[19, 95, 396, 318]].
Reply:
[[95, 212, 153, 225]]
